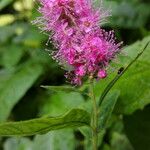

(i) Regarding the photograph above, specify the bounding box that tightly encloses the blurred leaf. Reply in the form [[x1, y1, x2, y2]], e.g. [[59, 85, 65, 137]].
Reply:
[[104, 1, 150, 28], [124, 105, 150, 150], [0, 69, 15, 89], [32, 129, 75, 150], [0, 15, 15, 26], [13, 0, 34, 11], [0, 25, 17, 43], [123, 37, 150, 63], [110, 132, 134, 150], [0, 23, 44, 47], [21, 26, 46, 48], [0, 45, 25, 68], [0, 109, 90, 136], [3, 137, 32, 150], [98, 90, 120, 131], [0, 60, 44, 122], [0, 23, 27, 43], [0, 0, 13, 10], [3, 129, 75, 150], [39, 92, 85, 116]]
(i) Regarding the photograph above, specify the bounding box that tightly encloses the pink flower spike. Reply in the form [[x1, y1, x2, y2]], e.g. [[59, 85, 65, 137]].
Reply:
[[34, 0, 122, 85]]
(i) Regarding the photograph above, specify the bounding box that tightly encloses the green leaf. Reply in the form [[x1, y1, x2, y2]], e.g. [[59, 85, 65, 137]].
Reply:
[[39, 92, 85, 116], [41, 85, 80, 93], [114, 37, 150, 114], [98, 40, 150, 106], [0, 60, 44, 122], [124, 105, 150, 150], [0, 109, 90, 136], [41, 85, 89, 96], [98, 90, 120, 131], [95, 36, 150, 115]]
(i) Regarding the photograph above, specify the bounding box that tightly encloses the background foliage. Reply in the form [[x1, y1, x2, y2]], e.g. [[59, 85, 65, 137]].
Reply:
[[0, 0, 150, 149]]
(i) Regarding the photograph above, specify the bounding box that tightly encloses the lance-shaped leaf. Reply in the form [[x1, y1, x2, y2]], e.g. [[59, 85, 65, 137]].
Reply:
[[0, 60, 44, 122], [41, 86, 79, 93], [0, 109, 90, 137], [41, 85, 89, 96], [98, 90, 120, 131]]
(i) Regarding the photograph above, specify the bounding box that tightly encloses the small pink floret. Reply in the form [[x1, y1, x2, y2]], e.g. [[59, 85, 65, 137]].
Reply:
[[75, 65, 86, 77], [98, 70, 107, 79]]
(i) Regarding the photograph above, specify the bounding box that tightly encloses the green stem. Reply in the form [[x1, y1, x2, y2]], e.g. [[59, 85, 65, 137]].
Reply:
[[90, 79, 98, 150]]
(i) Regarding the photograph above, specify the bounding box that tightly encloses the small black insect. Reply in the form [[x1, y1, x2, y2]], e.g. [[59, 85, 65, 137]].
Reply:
[[118, 67, 124, 74]]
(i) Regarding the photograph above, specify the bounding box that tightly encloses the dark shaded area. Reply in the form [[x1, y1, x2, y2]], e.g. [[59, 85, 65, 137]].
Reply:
[[124, 105, 150, 150]]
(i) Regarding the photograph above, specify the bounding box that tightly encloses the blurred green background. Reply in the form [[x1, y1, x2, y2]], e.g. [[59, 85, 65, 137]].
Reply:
[[0, 0, 150, 150]]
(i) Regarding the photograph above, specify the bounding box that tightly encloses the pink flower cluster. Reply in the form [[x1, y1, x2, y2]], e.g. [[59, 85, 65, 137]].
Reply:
[[34, 0, 122, 85]]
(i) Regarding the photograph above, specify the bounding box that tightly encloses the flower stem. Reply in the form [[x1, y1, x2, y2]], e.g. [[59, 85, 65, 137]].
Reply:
[[90, 79, 98, 150]]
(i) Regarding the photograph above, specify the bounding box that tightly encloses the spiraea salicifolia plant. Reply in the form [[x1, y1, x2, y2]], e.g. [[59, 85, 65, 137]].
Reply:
[[33, 0, 122, 149], [0, 0, 149, 150]]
